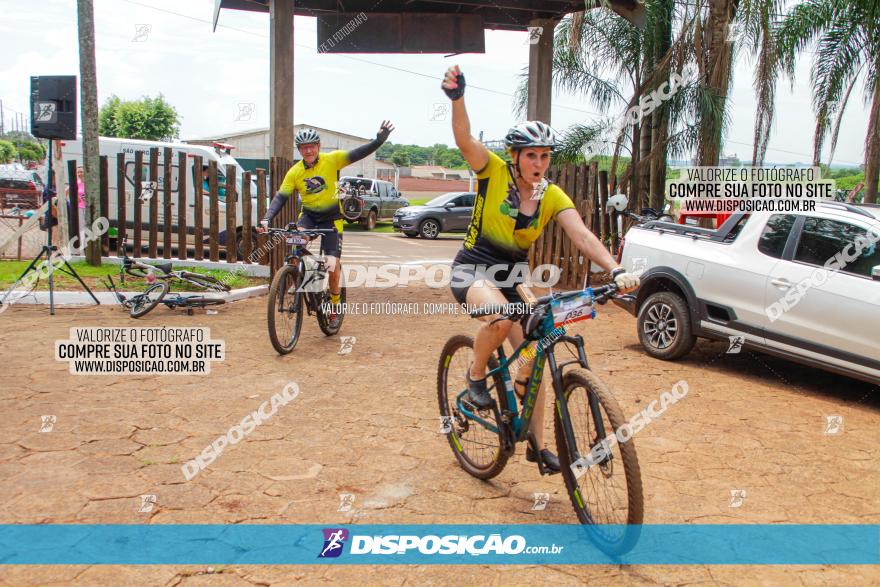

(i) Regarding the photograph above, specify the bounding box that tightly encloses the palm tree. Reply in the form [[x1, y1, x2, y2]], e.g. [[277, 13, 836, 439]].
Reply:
[[775, 0, 880, 203]]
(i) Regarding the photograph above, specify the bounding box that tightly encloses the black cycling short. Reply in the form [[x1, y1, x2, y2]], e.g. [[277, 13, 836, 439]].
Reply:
[[297, 213, 342, 258], [449, 249, 526, 305]]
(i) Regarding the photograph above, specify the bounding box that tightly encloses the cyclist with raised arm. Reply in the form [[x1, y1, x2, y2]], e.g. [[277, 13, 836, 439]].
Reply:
[[258, 122, 395, 312], [441, 65, 639, 472]]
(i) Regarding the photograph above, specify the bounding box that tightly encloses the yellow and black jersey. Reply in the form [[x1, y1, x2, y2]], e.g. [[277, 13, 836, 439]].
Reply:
[[462, 151, 575, 263], [278, 150, 349, 222]]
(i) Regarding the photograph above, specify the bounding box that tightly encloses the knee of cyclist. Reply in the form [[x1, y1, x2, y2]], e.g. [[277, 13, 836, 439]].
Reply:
[[485, 318, 513, 337]]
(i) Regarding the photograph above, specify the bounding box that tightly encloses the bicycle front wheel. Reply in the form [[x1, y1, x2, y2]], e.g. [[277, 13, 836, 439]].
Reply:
[[267, 264, 303, 355], [437, 335, 510, 480], [129, 282, 169, 319], [554, 369, 644, 554], [316, 285, 345, 336]]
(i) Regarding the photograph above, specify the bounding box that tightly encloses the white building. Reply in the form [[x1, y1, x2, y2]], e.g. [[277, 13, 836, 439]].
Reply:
[[185, 124, 381, 178]]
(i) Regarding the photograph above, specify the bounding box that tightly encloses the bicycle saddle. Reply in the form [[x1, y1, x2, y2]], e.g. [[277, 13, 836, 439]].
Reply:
[[154, 261, 173, 275]]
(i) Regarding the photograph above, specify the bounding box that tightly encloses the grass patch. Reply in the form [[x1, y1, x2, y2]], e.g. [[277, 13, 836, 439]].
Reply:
[[0, 259, 264, 291], [405, 197, 431, 206], [341, 221, 396, 234]]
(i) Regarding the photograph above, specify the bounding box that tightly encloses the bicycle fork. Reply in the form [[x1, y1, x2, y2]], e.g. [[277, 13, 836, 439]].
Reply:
[[546, 337, 613, 471]]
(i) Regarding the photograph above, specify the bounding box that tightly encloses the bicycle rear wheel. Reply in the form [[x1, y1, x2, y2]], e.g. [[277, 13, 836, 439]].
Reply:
[[316, 285, 346, 336], [554, 369, 644, 554], [267, 264, 303, 355], [437, 335, 510, 480], [180, 271, 231, 293], [129, 282, 169, 318]]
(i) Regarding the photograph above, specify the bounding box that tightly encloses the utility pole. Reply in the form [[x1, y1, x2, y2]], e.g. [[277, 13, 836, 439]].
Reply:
[[77, 0, 101, 265], [0, 100, 5, 136]]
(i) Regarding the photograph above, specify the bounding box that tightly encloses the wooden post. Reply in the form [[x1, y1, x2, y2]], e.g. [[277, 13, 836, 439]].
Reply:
[[526, 18, 556, 124], [270, 0, 295, 159], [598, 170, 610, 252], [241, 171, 253, 262], [133, 150, 143, 257], [193, 156, 204, 261], [256, 168, 267, 265], [148, 148, 159, 258], [177, 151, 187, 260], [67, 160, 79, 252], [208, 160, 220, 262], [225, 164, 238, 263], [99, 155, 109, 256], [162, 147, 172, 258], [115, 153, 126, 255]]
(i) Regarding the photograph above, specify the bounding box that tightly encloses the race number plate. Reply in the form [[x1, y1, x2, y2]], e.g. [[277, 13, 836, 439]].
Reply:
[[550, 290, 595, 327], [286, 235, 309, 245]]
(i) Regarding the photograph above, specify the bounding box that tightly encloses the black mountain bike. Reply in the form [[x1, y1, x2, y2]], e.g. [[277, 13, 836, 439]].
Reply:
[[437, 283, 644, 554], [266, 224, 346, 354]]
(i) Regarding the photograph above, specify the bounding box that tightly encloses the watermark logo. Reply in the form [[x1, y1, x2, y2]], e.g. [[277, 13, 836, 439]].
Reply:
[[525, 26, 543, 45], [729, 489, 747, 508], [439, 415, 453, 434], [139, 494, 157, 512], [133, 24, 152, 42], [338, 493, 355, 512], [181, 382, 299, 480], [429, 103, 450, 123], [318, 12, 368, 53], [35, 102, 57, 123], [39, 415, 56, 433], [580, 65, 698, 159], [766, 227, 880, 322], [139, 180, 158, 202], [319, 528, 349, 558], [338, 336, 356, 355], [631, 257, 648, 275], [824, 415, 844, 435], [726, 21, 746, 44], [234, 103, 255, 122], [571, 380, 689, 475], [532, 493, 549, 511], [726, 335, 744, 354]]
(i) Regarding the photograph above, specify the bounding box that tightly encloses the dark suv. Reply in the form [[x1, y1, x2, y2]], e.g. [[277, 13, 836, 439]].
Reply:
[[392, 191, 475, 239]]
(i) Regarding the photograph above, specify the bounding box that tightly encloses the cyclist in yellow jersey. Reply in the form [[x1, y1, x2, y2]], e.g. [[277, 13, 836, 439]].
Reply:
[[258, 123, 394, 309], [441, 65, 639, 472]]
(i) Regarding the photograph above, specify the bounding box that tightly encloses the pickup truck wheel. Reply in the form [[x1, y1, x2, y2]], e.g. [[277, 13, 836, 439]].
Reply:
[[360, 210, 377, 230], [419, 219, 440, 239], [404, 232, 419, 238], [637, 292, 696, 360]]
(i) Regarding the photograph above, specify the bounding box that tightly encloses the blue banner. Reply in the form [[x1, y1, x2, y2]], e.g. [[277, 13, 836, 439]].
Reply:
[[0, 525, 877, 565]]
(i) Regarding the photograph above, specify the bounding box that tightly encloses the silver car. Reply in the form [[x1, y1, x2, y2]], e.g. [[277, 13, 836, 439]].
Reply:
[[392, 192, 475, 239]]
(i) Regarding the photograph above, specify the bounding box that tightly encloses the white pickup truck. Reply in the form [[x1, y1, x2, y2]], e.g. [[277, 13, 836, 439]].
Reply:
[[613, 201, 880, 385]]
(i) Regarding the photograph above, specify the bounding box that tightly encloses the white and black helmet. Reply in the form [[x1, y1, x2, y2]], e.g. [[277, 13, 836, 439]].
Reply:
[[504, 120, 558, 150], [295, 128, 321, 146]]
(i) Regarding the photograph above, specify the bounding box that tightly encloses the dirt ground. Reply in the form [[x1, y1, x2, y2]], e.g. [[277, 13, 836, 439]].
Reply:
[[1, 282, 878, 585]]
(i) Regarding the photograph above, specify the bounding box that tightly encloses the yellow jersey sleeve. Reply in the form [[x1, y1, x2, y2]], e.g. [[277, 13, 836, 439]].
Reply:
[[278, 163, 303, 196], [475, 151, 506, 179]]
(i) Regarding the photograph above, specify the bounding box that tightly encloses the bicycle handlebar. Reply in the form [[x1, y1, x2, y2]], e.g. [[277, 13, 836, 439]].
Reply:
[[469, 282, 620, 319]]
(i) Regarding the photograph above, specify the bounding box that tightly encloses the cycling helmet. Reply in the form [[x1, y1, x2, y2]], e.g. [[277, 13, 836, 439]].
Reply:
[[295, 128, 321, 146], [504, 121, 557, 150]]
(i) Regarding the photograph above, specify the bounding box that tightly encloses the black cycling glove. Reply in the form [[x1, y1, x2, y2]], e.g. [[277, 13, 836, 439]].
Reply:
[[443, 73, 466, 101]]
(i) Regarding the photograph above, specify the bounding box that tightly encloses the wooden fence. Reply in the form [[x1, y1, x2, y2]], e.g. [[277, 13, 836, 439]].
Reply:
[[529, 162, 622, 289], [49, 149, 302, 271], [45, 152, 617, 286]]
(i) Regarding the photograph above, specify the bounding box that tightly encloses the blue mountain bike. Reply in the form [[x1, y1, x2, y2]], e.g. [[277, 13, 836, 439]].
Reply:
[[437, 283, 644, 553]]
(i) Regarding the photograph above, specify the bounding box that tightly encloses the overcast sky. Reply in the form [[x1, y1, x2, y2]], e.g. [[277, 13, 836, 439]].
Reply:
[[0, 0, 872, 167]]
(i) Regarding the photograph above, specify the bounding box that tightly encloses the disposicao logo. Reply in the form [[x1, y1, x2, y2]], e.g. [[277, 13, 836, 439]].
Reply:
[[319, 528, 349, 558]]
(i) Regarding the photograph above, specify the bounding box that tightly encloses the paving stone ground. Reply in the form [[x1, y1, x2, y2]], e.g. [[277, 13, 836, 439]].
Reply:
[[1, 283, 878, 585]]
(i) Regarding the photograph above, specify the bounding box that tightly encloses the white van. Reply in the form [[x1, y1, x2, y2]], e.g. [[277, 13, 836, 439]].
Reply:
[[53, 137, 265, 255]]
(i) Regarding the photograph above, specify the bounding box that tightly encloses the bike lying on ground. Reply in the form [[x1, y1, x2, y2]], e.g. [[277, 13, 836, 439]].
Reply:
[[103, 238, 230, 318], [265, 224, 346, 354], [437, 282, 644, 554]]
